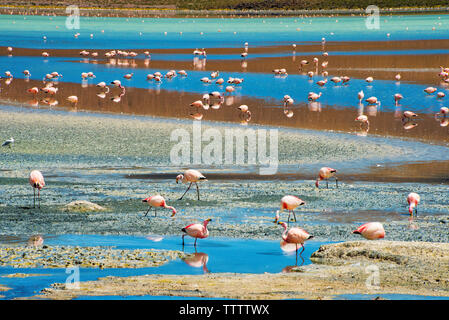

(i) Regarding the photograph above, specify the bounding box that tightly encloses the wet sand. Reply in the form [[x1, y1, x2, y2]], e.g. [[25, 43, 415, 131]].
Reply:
[[29, 241, 449, 300]]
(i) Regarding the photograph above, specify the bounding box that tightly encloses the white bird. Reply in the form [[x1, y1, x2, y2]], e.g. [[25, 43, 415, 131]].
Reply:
[[2, 137, 14, 148]]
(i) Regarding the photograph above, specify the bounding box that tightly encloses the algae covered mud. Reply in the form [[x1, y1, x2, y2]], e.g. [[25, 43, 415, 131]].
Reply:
[[0, 11, 448, 301]]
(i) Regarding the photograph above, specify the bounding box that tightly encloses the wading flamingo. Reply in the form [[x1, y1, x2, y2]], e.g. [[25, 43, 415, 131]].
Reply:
[[29, 170, 45, 208], [353, 222, 385, 240], [358, 90, 365, 104], [176, 169, 207, 200], [407, 192, 420, 217], [394, 93, 403, 106], [182, 218, 211, 247], [316, 167, 338, 188], [277, 221, 313, 265], [142, 195, 177, 217], [275, 195, 306, 224]]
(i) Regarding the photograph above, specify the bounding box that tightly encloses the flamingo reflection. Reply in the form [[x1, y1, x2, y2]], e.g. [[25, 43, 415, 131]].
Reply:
[[182, 251, 210, 273]]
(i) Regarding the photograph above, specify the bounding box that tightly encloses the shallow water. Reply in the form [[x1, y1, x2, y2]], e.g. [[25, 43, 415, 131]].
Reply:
[[2, 14, 449, 49], [0, 234, 329, 299]]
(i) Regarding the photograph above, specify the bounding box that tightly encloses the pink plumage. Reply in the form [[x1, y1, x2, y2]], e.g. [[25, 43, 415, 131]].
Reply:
[[142, 195, 176, 217], [182, 218, 211, 247], [353, 222, 385, 240]]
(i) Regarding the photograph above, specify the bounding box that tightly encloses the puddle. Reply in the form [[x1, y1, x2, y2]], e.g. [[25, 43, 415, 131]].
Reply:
[[0, 234, 332, 300]]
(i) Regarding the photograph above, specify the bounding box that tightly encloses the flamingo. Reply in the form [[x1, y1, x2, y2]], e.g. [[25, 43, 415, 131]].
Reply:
[[330, 76, 341, 84], [353, 222, 385, 240], [355, 115, 369, 129], [142, 195, 176, 217], [67, 95, 78, 107], [358, 90, 365, 104], [275, 195, 306, 224], [190, 100, 204, 108], [277, 221, 313, 265], [29, 170, 45, 208], [435, 107, 449, 118], [437, 92, 445, 98], [225, 86, 235, 95], [316, 167, 338, 188], [407, 192, 420, 217], [308, 92, 322, 101], [394, 93, 403, 106], [176, 169, 207, 200], [123, 73, 133, 80], [27, 87, 39, 96], [111, 80, 124, 89], [395, 74, 401, 81], [365, 96, 381, 106], [317, 79, 327, 87], [402, 111, 418, 121], [424, 87, 437, 94], [182, 218, 211, 247]]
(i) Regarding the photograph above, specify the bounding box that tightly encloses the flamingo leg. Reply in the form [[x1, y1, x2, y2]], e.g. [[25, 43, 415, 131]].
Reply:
[[300, 243, 305, 255], [154, 208, 157, 217], [326, 179, 329, 189], [335, 177, 339, 188], [287, 211, 291, 223], [143, 207, 151, 217], [178, 182, 192, 200], [182, 234, 185, 247], [295, 244, 299, 266], [195, 182, 200, 200], [33, 188, 36, 208], [38, 189, 40, 208], [194, 237, 197, 247], [292, 210, 297, 222]]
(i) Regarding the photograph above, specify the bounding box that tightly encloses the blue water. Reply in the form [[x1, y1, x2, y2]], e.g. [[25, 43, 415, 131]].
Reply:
[[0, 235, 328, 300], [2, 14, 449, 50], [1, 55, 447, 114], [336, 293, 449, 300]]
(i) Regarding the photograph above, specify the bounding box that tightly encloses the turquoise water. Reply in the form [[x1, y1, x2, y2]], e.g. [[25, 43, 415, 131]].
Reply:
[[1, 14, 449, 49]]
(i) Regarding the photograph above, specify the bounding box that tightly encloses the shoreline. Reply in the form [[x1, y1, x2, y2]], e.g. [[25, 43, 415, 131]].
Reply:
[[26, 241, 449, 300], [1, 5, 449, 18]]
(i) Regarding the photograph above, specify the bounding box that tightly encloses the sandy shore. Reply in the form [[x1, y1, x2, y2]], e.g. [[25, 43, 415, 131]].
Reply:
[[28, 241, 449, 300]]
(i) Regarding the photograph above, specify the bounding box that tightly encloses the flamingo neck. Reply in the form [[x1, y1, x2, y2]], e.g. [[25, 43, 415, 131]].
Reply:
[[281, 223, 288, 241]]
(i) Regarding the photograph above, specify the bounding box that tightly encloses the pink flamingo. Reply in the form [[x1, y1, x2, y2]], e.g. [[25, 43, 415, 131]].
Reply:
[[316, 167, 338, 188], [277, 221, 313, 265], [176, 169, 207, 200], [308, 92, 322, 101], [353, 222, 385, 240], [394, 93, 403, 106], [29, 170, 45, 208], [424, 87, 437, 94], [275, 195, 306, 224], [355, 115, 369, 130], [407, 192, 420, 217], [358, 90, 364, 104], [182, 218, 211, 247], [142, 195, 176, 217]]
